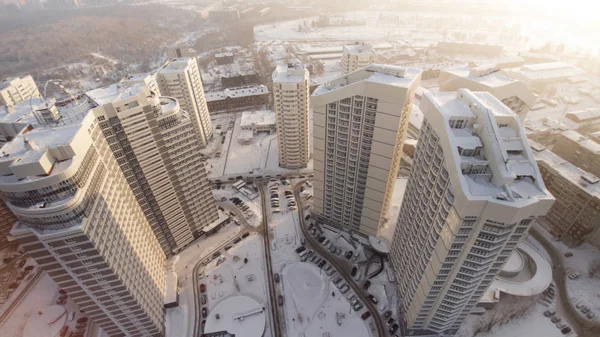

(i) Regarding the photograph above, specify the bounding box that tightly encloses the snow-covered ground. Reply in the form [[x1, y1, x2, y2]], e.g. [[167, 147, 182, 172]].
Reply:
[[266, 179, 373, 337], [205, 111, 313, 178], [535, 224, 600, 323]]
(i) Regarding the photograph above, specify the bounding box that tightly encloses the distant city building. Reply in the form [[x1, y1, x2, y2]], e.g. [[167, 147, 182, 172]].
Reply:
[[121, 72, 161, 96], [564, 108, 600, 129], [157, 57, 213, 146], [503, 62, 586, 91], [272, 62, 310, 169], [469, 56, 525, 69], [439, 66, 536, 121], [341, 42, 377, 75], [205, 85, 269, 112], [0, 75, 40, 107], [552, 130, 600, 178], [2, 99, 166, 337], [240, 110, 276, 134], [215, 52, 234, 65], [91, 85, 218, 256], [168, 44, 197, 59], [530, 141, 600, 248], [391, 89, 554, 336], [437, 41, 503, 57], [220, 73, 260, 88], [311, 65, 422, 236]]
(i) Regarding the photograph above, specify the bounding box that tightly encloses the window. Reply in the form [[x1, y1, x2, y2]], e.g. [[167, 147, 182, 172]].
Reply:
[[76, 253, 87, 258], [70, 245, 82, 252], [82, 259, 93, 265], [64, 238, 76, 244]]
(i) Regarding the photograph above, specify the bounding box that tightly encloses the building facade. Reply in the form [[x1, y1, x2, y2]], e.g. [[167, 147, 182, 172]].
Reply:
[[0, 200, 17, 248], [92, 86, 218, 256], [2, 108, 166, 337], [205, 85, 269, 112], [272, 62, 311, 169], [341, 43, 377, 75], [531, 142, 600, 247], [157, 58, 213, 147], [552, 130, 600, 178], [311, 65, 421, 236], [390, 89, 554, 335], [0, 75, 41, 107]]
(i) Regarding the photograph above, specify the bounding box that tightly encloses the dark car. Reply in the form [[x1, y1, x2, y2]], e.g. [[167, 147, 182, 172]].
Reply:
[[383, 310, 392, 319], [213, 251, 221, 258], [363, 280, 371, 290], [389, 324, 398, 334], [202, 307, 208, 318], [295, 246, 306, 254], [318, 236, 326, 243], [305, 214, 311, 220], [561, 327, 571, 335], [201, 294, 207, 305], [318, 260, 326, 268], [361, 311, 371, 320], [351, 267, 358, 277], [200, 284, 206, 293], [233, 237, 242, 244], [387, 317, 394, 325], [218, 206, 225, 212], [224, 245, 233, 251], [242, 232, 250, 238], [345, 251, 354, 260], [274, 273, 280, 283], [278, 295, 284, 305]]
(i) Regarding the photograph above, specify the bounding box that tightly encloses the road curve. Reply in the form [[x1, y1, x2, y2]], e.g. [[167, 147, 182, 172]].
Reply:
[[259, 183, 283, 337], [530, 225, 600, 337], [293, 181, 386, 337]]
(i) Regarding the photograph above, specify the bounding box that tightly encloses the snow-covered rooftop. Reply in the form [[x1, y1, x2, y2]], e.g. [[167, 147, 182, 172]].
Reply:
[[85, 83, 146, 106], [343, 42, 376, 55], [565, 108, 600, 122], [312, 64, 421, 96], [503, 62, 586, 83], [560, 129, 600, 154], [240, 110, 275, 127], [205, 85, 269, 102], [272, 61, 308, 83], [422, 89, 550, 203], [159, 57, 195, 74], [439, 66, 537, 107], [531, 141, 600, 196]]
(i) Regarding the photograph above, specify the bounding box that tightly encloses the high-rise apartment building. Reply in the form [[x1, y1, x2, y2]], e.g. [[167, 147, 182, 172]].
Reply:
[[0, 75, 41, 107], [552, 130, 600, 178], [341, 42, 377, 75], [92, 85, 218, 256], [272, 61, 311, 169], [157, 58, 213, 147], [438, 66, 536, 121], [311, 65, 421, 236], [390, 89, 554, 335], [1, 99, 166, 337], [530, 141, 600, 247]]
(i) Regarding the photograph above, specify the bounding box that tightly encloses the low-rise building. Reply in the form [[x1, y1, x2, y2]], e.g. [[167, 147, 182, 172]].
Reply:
[[240, 110, 276, 134], [437, 41, 503, 57], [206, 85, 269, 112], [531, 141, 600, 247], [552, 130, 600, 178], [215, 52, 234, 65], [503, 62, 586, 91]]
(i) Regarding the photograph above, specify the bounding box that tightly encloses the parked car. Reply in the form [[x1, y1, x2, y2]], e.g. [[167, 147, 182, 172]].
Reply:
[[224, 245, 232, 251], [333, 277, 342, 285], [361, 311, 371, 320], [568, 272, 581, 280], [200, 284, 206, 293], [296, 246, 306, 254], [274, 273, 280, 283], [556, 323, 567, 329], [560, 327, 571, 335], [369, 294, 378, 304], [345, 251, 354, 260], [242, 232, 249, 238], [389, 324, 399, 334], [363, 280, 371, 290], [543, 310, 555, 317], [233, 237, 242, 244], [318, 260, 326, 268], [353, 303, 363, 311], [278, 295, 284, 305], [387, 317, 395, 325], [351, 267, 358, 277], [551, 316, 561, 323], [213, 251, 221, 258], [201, 294, 207, 305], [202, 307, 208, 318], [383, 310, 392, 319]]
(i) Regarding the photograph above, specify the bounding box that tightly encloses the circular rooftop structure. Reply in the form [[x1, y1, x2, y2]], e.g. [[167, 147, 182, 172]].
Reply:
[[491, 240, 552, 297], [204, 295, 266, 337], [369, 235, 390, 254], [24, 305, 66, 337]]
